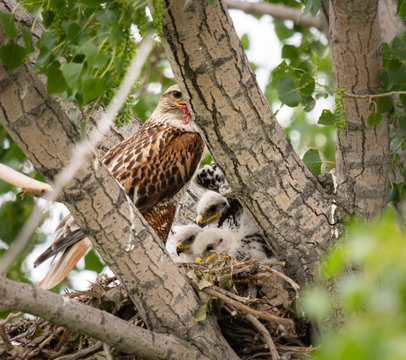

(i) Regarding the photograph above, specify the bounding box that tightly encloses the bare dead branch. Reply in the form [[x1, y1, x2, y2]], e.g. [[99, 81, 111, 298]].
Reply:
[[224, 0, 328, 34], [0, 275, 209, 360], [0, 163, 54, 198]]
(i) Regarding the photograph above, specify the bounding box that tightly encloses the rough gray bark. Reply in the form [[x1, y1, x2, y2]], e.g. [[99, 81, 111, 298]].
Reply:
[[330, 0, 390, 218], [0, 2, 238, 358], [0, 276, 208, 360], [160, 0, 335, 285]]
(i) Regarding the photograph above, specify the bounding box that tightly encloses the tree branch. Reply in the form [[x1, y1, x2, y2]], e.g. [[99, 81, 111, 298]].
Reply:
[[0, 276, 208, 360], [224, 0, 328, 34]]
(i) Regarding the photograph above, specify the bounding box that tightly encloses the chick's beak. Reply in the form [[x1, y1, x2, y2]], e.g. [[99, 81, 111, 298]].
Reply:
[[197, 212, 219, 228], [205, 251, 218, 263]]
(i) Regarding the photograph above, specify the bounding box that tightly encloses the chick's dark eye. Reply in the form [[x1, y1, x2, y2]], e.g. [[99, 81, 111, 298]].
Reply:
[[188, 235, 195, 242], [206, 244, 214, 251], [209, 205, 216, 212], [173, 91, 182, 99]]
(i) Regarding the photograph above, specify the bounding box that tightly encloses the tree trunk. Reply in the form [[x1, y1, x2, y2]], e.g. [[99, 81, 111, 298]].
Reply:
[[0, 2, 238, 358], [329, 0, 390, 218], [160, 0, 336, 285]]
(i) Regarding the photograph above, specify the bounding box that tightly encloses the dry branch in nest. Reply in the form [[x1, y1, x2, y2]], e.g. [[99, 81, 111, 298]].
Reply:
[[2, 257, 314, 360]]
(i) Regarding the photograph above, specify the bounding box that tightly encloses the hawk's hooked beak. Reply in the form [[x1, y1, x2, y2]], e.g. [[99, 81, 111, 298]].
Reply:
[[174, 101, 187, 108], [176, 241, 192, 256], [197, 212, 219, 228]]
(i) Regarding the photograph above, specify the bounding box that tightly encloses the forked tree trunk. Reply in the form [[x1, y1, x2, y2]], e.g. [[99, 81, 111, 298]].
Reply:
[[160, 0, 335, 285]]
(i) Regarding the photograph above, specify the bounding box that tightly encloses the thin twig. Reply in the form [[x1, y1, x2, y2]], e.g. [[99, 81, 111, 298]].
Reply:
[[258, 266, 301, 293], [343, 90, 406, 99], [55, 341, 103, 360], [103, 343, 114, 360], [0, 325, 13, 352], [223, 0, 328, 34], [245, 314, 279, 360]]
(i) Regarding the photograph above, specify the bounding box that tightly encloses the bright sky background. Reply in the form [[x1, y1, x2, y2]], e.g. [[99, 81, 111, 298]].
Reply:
[[24, 8, 333, 291]]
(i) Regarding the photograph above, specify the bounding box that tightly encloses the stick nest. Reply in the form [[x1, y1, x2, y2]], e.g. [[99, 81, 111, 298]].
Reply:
[[1, 256, 314, 360]]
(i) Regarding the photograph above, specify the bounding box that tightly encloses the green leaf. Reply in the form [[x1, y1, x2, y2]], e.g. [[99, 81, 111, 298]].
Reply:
[[391, 36, 406, 60], [302, 96, 315, 112], [397, 0, 406, 21], [66, 23, 82, 45], [377, 95, 394, 113], [318, 109, 336, 126], [277, 76, 300, 107], [396, 113, 406, 131], [0, 44, 28, 71], [240, 34, 249, 50], [46, 61, 68, 96], [302, 148, 322, 176], [274, 19, 294, 41], [366, 112, 382, 127], [387, 58, 406, 86], [282, 44, 299, 63], [84, 249, 104, 273], [37, 32, 57, 51], [21, 28, 34, 53], [0, 10, 17, 40], [81, 73, 107, 104], [198, 279, 212, 290], [79, 43, 108, 68], [42, 10, 55, 28], [62, 62, 82, 90], [299, 73, 315, 96], [302, 0, 322, 17], [194, 303, 208, 322]]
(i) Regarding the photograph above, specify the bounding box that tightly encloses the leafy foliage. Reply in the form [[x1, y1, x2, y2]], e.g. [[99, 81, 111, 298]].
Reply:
[[302, 208, 406, 360], [0, 0, 155, 127]]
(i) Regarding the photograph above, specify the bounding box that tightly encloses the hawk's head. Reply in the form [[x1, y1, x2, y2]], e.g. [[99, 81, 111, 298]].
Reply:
[[196, 190, 229, 227], [153, 85, 197, 131]]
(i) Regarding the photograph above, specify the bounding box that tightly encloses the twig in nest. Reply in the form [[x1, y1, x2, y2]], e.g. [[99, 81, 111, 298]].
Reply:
[[103, 343, 114, 360], [190, 281, 293, 329], [55, 341, 103, 360], [259, 265, 301, 292], [0, 325, 13, 352], [245, 314, 279, 360], [0, 311, 24, 352]]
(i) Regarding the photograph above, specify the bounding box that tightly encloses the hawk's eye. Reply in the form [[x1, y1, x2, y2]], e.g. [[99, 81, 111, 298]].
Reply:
[[206, 244, 214, 251], [209, 205, 216, 212], [173, 91, 182, 99], [188, 235, 195, 242]]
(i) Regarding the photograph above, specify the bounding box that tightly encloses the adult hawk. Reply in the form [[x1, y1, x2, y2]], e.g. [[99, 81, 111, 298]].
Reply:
[[35, 85, 205, 289]]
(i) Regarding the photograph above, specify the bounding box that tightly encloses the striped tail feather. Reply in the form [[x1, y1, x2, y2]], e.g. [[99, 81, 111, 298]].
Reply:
[[37, 238, 92, 289]]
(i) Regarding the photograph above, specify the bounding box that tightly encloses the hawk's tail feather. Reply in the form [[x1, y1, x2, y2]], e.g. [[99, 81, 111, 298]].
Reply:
[[37, 238, 92, 290]]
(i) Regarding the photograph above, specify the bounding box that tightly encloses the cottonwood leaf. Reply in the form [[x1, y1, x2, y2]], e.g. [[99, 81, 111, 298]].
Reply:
[[0, 44, 28, 71], [366, 112, 382, 127], [318, 109, 336, 126], [0, 10, 17, 40], [277, 76, 300, 107], [302, 149, 322, 176], [195, 303, 208, 322]]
